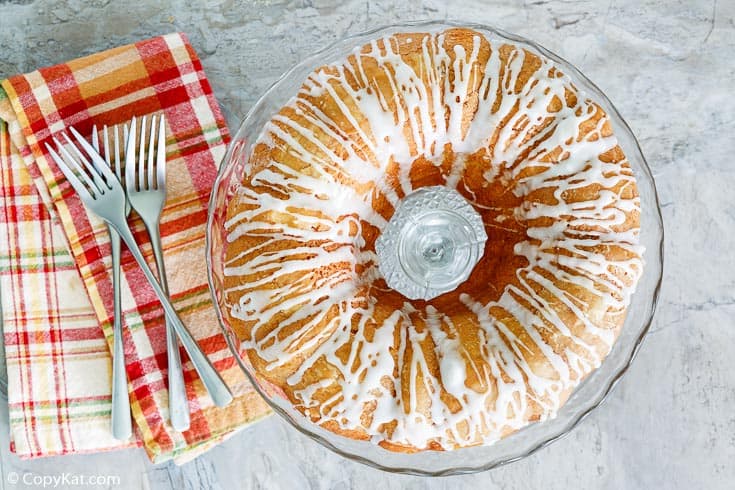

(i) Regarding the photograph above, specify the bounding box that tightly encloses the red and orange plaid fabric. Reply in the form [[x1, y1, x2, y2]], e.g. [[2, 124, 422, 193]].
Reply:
[[1, 117, 140, 457], [0, 33, 270, 463]]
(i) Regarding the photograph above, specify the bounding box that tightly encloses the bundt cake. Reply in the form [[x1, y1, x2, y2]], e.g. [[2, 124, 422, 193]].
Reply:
[[222, 27, 643, 452]]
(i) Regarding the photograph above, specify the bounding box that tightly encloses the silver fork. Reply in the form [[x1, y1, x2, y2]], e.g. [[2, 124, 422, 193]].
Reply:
[[91, 124, 132, 441], [125, 115, 190, 431], [45, 128, 234, 410]]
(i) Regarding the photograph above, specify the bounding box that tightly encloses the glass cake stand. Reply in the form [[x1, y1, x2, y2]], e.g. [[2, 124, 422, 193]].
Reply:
[[205, 20, 664, 476]]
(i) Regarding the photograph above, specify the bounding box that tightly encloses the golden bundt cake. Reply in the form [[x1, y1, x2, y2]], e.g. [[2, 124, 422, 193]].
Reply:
[[222, 27, 643, 452]]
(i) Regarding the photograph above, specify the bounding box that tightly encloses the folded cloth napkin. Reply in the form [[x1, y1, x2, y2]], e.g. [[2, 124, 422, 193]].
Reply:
[[1, 118, 141, 457], [0, 33, 270, 463]]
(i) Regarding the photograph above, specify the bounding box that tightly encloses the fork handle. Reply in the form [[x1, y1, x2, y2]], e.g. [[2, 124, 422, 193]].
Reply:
[[146, 221, 191, 432], [109, 226, 133, 440], [112, 222, 233, 408]]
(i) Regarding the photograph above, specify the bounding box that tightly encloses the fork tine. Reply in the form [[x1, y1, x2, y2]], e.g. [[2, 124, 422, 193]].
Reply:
[[156, 114, 166, 190], [52, 136, 85, 174], [147, 115, 156, 190], [102, 125, 111, 167], [57, 133, 105, 195], [61, 132, 92, 168], [69, 128, 105, 180], [113, 125, 121, 182], [91, 124, 99, 154], [63, 131, 107, 194], [69, 127, 118, 188], [138, 115, 147, 190], [45, 142, 94, 200], [119, 124, 128, 184], [125, 117, 137, 191]]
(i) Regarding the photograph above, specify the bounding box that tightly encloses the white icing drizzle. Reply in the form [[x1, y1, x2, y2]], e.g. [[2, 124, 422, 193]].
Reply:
[[223, 30, 644, 450]]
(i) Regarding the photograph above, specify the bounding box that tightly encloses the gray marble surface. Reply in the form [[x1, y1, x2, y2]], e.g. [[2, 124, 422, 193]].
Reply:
[[0, 0, 733, 488]]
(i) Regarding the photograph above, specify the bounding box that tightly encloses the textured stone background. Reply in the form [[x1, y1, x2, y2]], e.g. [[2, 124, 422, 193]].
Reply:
[[0, 0, 734, 488]]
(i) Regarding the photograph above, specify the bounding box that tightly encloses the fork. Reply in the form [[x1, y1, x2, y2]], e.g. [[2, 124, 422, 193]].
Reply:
[[91, 125, 132, 440], [45, 127, 233, 409], [125, 115, 190, 431]]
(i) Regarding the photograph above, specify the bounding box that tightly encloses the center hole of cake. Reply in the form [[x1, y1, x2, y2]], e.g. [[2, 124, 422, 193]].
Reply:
[[375, 186, 488, 301]]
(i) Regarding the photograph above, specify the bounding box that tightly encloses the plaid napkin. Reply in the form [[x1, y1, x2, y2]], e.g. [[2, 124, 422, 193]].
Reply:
[[0, 33, 270, 463], [0, 118, 140, 457]]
